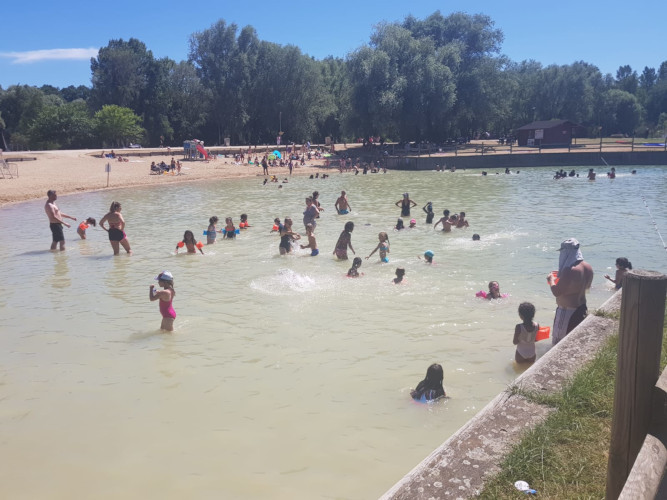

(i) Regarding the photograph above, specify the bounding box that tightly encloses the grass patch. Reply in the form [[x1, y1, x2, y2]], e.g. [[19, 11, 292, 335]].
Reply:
[[478, 304, 667, 499]]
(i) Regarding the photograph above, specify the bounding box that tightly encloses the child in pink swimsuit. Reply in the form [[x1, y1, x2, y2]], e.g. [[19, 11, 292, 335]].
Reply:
[[150, 271, 176, 331]]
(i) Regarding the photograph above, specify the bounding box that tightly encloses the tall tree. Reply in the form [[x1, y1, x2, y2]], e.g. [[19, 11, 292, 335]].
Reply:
[[94, 105, 144, 147]]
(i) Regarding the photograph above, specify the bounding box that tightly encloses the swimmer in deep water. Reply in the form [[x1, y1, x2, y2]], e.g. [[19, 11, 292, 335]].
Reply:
[[77, 217, 96, 239], [410, 363, 446, 402], [299, 223, 319, 256], [150, 270, 176, 331], [366, 232, 390, 263], [347, 257, 363, 277]]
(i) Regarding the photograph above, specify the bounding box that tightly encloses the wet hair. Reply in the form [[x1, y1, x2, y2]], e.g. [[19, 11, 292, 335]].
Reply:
[[395, 218, 404, 229], [379, 231, 389, 242], [274, 217, 281, 224], [352, 257, 362, 268], [460, 211, 466, 217], [395, 268, 405, 277], [183, 230, 195, 243], [344, 221, 354, 232], [209, 216, 219, 225], [240, 214, 247, 222], [86, 217, 97, 227], [109, 201, 121, 212], [47, 189, 56, 197], [443, 209, 450, 217], [411, 363, 445, 401], [472, 234, 480, 241], [488, 281, 499, 290], [518, 302, 536, 327], [616, 257, 632, 270]]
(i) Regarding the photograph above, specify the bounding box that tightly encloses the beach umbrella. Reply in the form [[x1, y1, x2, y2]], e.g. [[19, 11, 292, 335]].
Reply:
[[268, 154, 276, 161], [273, 150, 282, 159]]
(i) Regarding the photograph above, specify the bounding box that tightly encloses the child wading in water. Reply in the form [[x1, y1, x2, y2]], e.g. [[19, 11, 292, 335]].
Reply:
[[393, 268, 406, 284], [366, 232, 390, 262], [150, 271, 176, 331], [176, 230, 204, 254], [347, 257, 363, 277], [239, 213, 250, 229], [77, 217, 96, 239], [513, 302, 539, 364], [206, 216, 220, 244], [333, 221, 355, 260], [299, 223, 319, 256], [604, 257, 632, 289], [223, 217, 237, 239], [410, 363, 446, 402]]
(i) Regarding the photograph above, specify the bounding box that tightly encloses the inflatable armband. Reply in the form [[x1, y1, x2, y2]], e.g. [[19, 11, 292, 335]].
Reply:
[[177, 241, 185, 248], [272, 225, 279, 231], [196, 241, 204, 249], [475, 290, 487, 298]]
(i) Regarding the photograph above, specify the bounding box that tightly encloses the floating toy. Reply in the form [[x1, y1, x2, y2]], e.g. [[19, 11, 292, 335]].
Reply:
[[475, 290, 509, 298]]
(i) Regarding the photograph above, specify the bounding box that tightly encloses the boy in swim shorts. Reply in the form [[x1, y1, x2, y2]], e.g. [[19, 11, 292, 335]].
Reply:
[[300, 223, 319, 256]]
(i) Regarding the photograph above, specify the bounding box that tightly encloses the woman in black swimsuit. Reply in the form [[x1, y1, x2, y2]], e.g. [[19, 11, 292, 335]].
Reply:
[[395, 193, 417, 217], [100, 201, 132, 255]]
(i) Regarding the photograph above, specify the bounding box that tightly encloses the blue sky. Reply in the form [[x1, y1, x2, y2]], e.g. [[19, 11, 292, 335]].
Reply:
[[1, 0, 665, 89]]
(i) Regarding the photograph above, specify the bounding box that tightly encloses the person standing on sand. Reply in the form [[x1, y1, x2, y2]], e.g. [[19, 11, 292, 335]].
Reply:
[[547, 238, 593, 345], [44, 190, 77, 251]]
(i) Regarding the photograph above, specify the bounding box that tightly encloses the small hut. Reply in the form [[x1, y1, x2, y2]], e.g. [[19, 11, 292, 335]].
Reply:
[[516, 120, 586, 147]]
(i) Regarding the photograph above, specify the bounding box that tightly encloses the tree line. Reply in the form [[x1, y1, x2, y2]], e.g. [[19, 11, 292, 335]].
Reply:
[[1, 11, 666, 151]]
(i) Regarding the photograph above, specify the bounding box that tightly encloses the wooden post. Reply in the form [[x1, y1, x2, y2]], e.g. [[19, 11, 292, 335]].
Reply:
[[606, 270, 667, 499]]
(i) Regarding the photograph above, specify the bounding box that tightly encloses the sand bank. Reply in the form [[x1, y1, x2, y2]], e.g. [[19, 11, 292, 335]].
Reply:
[[0, 148, 330, 207]]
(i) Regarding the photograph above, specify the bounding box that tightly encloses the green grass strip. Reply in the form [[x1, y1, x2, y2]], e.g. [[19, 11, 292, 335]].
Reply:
[[478, 306, 667, 499]]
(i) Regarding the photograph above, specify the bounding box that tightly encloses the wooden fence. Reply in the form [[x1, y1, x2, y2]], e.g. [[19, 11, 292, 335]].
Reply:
[[607, 270, 667, 499]]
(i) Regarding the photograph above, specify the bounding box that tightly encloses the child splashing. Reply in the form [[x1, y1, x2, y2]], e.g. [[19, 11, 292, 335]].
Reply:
[[176, 230, 204, 254], [366, 232, 390, 263]]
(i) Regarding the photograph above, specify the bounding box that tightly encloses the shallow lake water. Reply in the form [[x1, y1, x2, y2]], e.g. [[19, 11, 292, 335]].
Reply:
[[1, 165, 666, 499]]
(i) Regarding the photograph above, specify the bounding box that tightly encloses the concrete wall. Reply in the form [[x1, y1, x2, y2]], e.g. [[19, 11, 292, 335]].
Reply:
[[386, 151, 667, 170], [381, 291, 623, 499]]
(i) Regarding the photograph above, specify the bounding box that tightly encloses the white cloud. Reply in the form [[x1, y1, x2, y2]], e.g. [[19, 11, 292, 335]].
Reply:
[[0, 48, 99, 64]]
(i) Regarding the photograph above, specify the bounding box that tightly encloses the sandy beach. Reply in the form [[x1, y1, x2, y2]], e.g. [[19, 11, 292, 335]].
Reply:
[[0, 148, 332, 207]]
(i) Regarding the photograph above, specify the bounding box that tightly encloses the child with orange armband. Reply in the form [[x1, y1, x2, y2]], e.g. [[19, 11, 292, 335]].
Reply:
[[513, 302, 549, 364], [239, 213, 251, 229], [77, 217, 96, 239], [176, 230, 204, 254]]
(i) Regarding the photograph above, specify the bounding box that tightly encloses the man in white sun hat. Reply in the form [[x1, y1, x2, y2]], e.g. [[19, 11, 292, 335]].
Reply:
[[547, 238, 594, 345]]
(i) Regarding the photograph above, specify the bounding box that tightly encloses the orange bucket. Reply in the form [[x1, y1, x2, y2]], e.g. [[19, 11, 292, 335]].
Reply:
[[536, 326, 550, 341]]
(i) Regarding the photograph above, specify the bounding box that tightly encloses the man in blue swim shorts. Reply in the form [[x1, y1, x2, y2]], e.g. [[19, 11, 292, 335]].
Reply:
[[299, 223, 319, 257], [335, 190, 351, 215]]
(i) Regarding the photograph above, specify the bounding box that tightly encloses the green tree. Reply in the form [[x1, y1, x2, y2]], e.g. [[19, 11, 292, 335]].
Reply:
[[94, 105, 144, 147], [615, 65, 638, 94], [165, 61, 210, 143], [599, 89, 642, 135], [29, 100, 95, 149]]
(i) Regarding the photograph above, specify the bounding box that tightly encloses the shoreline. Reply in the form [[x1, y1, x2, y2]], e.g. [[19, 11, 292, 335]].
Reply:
[[0, 148, 332, 208]]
